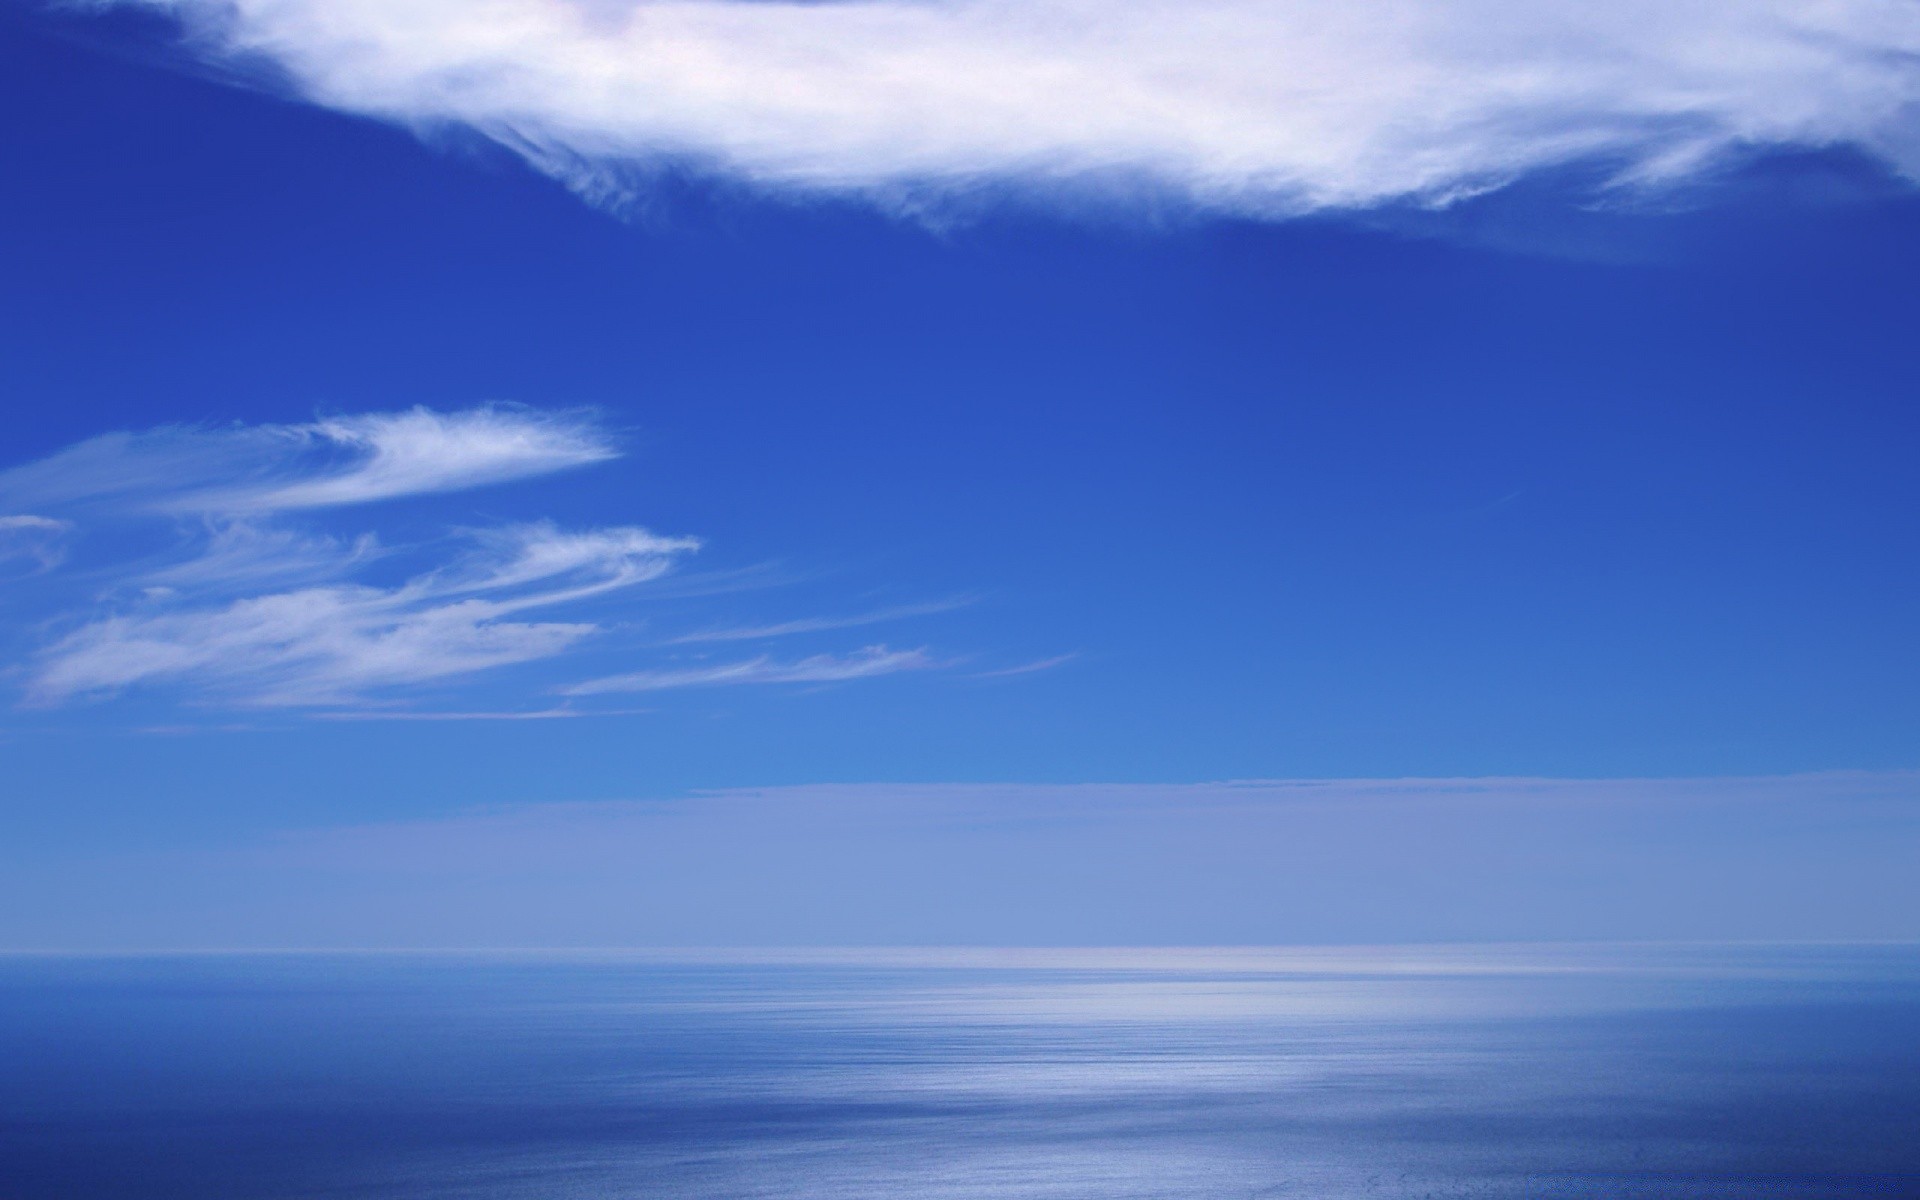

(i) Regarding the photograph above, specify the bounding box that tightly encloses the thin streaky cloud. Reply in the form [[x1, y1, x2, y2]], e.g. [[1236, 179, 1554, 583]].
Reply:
[[140, 525, 382, 593], [26, 522, 694, 708], [98, 0, 1920, 220], [669, 597, 977, 643], [228, 407, 617, 512], [0, 516, 70, 532], [562, 645, 936, 695], [4, 408, 964, 714], [311, 707, 652, 722], [972, 653, 1077, 679], [0, 515, 73, 572], [0, 405, 616, 517]]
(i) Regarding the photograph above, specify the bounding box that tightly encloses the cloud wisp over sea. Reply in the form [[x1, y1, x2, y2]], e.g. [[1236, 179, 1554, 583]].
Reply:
[[94, 0, 1920, 218], [0, 406, 950, 713]]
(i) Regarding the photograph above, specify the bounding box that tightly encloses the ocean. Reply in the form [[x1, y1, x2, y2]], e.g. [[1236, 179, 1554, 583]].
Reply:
[[2, 945, 1917, 1198]]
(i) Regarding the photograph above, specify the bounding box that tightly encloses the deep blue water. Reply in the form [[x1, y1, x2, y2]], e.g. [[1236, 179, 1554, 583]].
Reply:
[[2, 946, 1917, 1199]]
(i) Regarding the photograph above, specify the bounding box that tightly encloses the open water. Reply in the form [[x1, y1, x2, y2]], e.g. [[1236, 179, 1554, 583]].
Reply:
[[2, 945, 1917, 1198]]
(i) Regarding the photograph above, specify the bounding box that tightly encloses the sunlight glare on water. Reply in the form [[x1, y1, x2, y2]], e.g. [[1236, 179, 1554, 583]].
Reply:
[[2, 944, 1917, 1199]]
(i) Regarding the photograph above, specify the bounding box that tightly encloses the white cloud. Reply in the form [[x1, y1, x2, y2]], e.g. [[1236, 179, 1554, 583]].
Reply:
[[0, 515, 73, 572], [669, 598, 974, 643], [312, 706, 646, 720], [563, 644, 934, 694], [225, 407, 618, 511], [105, 0, 1920, 217], [4, 406, 959, 711], [0, 515, 70, 532], [140, 523, 381, 591], [0, 405, 615, 517], [972, 653, 1076, 678], [28, 522, 694, 706]]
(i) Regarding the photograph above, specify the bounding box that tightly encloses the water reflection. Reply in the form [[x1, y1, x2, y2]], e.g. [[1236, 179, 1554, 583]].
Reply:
[[2, 945, 1916, 1198]]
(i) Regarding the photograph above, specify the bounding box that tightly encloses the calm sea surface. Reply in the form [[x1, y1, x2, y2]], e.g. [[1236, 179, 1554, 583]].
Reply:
[[2, 946, 1917, 1199]]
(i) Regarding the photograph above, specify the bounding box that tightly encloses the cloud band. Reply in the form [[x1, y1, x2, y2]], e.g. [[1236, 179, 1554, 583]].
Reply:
[[104, 0, 1920, 217]]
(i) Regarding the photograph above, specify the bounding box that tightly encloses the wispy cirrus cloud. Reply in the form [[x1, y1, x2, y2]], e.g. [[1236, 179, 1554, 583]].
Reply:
[[669, 598, 975, 644], [95, 0, 1920, 219], [3, 405, 971, 713], [312, 706, 648, 722], [0, 405, 615, 517], [28, 522, 694, 707], [562, 644, 935, 695], [972, 653, 1076, 679], [0, 515, 72, 573]]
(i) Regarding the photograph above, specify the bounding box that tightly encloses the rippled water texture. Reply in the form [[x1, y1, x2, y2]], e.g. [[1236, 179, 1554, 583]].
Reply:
[[3, 945, 1917, 1198]]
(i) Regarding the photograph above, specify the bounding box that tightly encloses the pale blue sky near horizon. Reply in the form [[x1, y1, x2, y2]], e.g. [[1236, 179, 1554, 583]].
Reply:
[[3, 1, 1919, 945]]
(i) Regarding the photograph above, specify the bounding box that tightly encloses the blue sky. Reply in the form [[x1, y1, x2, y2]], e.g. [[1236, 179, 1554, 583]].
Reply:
[[3, 1, 1919, 945]]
